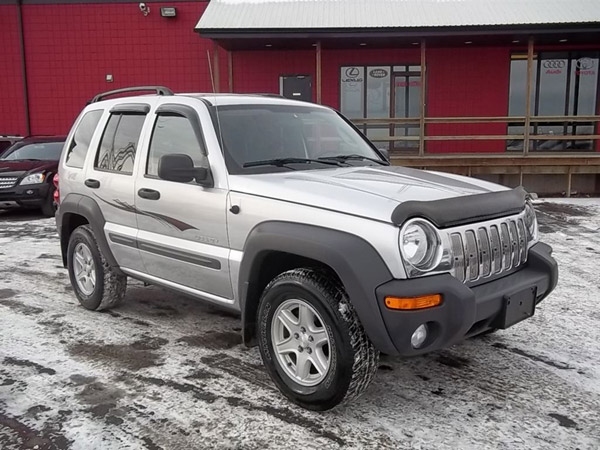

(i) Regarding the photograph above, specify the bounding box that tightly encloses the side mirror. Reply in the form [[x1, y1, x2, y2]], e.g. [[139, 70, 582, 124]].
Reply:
[[158, 153, 212, 187], [378, 148, 390, 162]]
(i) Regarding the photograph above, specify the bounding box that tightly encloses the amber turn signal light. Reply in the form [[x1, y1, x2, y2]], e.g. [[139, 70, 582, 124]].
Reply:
[[385, 294, 442, 310]]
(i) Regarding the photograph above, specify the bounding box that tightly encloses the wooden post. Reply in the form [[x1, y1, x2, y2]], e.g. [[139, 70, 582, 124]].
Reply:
[[566, 167, 573, 197], [213, 42, 220, 93], [316, 41, 322, 104], [519, 166, 524, 186], [524, 36, 534, 155], [228, 50, 233, 93], [419, 39, 427, 156]]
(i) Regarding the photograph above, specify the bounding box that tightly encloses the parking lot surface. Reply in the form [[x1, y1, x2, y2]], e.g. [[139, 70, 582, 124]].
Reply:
[[0, 200, 599, 449]]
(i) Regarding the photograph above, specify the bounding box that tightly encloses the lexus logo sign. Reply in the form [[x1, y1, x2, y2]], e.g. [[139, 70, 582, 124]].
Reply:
[[345, 67, 360, 78], [341, 67, 363, 84]]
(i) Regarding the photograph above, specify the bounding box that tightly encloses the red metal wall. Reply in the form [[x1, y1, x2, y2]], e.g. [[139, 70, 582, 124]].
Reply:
[[232, 50, 316, 100], [0, 4, 27, 136], [0, 1, 229, 136], [426, 46, 511, 153]]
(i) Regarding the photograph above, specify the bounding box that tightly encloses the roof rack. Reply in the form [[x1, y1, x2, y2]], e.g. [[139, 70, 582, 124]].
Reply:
[[257, 93, 286, 99], [90, 86, 174, 103]]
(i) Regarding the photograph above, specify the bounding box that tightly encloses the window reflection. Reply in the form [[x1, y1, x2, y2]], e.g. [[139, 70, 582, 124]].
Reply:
[[508, 51, 599, 152]]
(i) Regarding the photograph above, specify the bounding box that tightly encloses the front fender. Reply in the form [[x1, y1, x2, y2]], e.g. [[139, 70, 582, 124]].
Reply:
[[238, 221, 397, 354]]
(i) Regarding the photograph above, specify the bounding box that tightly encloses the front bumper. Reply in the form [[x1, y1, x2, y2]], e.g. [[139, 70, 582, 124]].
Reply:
[[376, 242, 558, 356], [0, 183, 50, 208]]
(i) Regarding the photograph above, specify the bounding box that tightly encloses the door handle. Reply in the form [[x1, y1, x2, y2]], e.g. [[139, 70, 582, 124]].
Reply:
[[85, 179, 100, 189], [138, 188, 160, 200]]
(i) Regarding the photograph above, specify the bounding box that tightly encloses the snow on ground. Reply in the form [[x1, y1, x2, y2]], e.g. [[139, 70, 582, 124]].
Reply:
[[0, 201, 599, 450]]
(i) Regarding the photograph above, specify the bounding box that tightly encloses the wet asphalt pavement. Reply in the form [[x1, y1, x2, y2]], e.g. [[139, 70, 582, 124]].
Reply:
[[0, 201, 599, 449]]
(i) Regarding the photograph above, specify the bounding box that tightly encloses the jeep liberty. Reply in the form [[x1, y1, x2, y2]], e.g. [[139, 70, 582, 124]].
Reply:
[[56, 86, 558, 410]]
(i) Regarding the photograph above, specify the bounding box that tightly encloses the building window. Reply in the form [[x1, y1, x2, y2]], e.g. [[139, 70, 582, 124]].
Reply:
[[508, 51, 599, 152], [340, 65, 422, 153]]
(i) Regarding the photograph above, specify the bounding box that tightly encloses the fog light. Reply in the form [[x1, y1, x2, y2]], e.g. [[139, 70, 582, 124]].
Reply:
[[26, 190, 34, 195], [411, 324, 428, 348]]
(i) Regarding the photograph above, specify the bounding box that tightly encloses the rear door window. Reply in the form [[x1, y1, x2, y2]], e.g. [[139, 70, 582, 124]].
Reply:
[[65, 110, 103, 168], [95, 114, 146, 174]]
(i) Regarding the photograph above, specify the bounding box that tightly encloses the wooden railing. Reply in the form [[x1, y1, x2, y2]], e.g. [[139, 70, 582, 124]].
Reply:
[[351, 115, 600, 147], [351, 115, 600, 196]]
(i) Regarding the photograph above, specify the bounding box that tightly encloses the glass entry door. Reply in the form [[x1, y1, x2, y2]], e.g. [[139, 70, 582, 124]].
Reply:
[[391, 66, 422, 151], [340, 64, 423, 154]]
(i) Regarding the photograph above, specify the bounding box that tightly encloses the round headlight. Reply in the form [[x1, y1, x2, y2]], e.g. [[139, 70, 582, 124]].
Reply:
[[524, 201, 538, 241], [400, 219, 441, 272]]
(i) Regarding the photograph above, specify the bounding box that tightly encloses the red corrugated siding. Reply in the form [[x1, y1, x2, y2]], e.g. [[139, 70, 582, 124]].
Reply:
[[20, 1, 220, 135], [0, 4, 27, 136], [232, 50, 316, 100], [426, 47, 511, 153]]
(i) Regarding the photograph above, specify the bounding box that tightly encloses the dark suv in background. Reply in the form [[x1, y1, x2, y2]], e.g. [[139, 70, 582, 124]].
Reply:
[[0, 136, 66, 216]]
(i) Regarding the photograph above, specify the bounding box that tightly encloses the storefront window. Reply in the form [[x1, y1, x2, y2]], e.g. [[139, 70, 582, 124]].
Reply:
[[508, 51, 599, 152], [340, 64, 422, 153]]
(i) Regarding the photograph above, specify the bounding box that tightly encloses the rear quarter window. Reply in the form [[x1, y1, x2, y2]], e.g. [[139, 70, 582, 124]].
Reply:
[[65, 110, 103, 168]]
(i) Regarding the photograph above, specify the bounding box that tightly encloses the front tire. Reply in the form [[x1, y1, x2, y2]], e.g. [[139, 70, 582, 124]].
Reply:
[[257, 268, 379, 411], [41, 187, 56, 217], [67, 225, 127, 310]]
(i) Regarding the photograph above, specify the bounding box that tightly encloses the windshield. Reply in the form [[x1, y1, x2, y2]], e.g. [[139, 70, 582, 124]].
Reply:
[[214, 104, 384, 174], [1, 142, 64, 161]]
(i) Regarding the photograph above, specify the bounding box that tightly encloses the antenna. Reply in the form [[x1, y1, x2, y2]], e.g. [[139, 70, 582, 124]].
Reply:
[[207, 49, 216, 94]]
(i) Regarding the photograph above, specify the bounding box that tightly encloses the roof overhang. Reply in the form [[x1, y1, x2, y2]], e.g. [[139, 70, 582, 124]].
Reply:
[[196, 0, 600, 50]]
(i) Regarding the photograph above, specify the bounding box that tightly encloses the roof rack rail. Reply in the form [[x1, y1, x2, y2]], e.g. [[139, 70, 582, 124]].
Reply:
[[90, 86, 174, 103], [257, 93, 286, 99]]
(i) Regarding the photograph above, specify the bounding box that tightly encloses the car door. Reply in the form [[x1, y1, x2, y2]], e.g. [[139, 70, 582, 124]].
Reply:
[[84, 103, 150, 272], [134, 100, 233, 301]]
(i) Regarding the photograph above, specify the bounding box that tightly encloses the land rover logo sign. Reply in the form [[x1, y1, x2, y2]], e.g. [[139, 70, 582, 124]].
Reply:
[[369, 68, 388, 78]]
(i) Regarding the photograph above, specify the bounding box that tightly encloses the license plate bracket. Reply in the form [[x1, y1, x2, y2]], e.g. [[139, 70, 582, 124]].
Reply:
[[498, 286, 537, 329]]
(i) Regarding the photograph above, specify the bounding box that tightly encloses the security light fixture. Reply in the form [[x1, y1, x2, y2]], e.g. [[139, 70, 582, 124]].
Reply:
[[359, 43, 367, 46], [559, 39, 568, 43], [265, 44, 273, 47], [512, 40, 520, 43], [464, 41, 473, 44], [160, 7, 177, 18]]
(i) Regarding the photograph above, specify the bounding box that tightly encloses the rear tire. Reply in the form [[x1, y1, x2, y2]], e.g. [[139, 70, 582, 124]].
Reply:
[[67, 224, 127, 310], [257, 268, 379, 411]]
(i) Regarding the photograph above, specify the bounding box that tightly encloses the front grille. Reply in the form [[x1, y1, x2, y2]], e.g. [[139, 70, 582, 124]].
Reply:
[[0, 177, 18, 189], [450, 215, 529, 283]]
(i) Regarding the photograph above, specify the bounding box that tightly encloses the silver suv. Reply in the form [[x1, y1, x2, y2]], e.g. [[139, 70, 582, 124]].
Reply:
[[56, 86, 558, 411]]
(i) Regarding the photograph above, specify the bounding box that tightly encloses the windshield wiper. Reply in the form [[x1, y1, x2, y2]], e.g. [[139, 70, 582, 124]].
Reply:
[[318, 154, 389, 166], [243, 157, 342, 168]]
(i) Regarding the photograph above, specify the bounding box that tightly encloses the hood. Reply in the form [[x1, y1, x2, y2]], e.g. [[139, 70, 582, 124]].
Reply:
[[229, 165, 508, 224], [0, 160, 58, 178]]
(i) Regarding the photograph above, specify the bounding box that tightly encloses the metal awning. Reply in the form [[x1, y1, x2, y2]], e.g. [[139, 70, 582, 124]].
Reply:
[[196, 0, 600, 37]]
